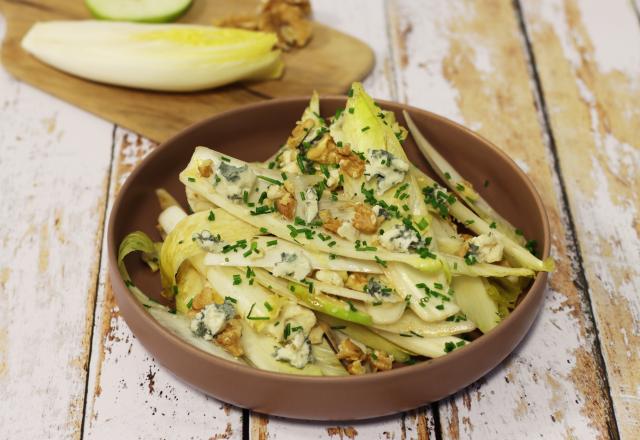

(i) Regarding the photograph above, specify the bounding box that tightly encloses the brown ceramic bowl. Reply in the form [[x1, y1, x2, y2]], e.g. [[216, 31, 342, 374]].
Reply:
[[108, 97, 550, 420]]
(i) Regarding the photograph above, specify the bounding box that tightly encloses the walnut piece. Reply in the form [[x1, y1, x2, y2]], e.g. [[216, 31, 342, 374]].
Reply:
[[215, 319, 244, 357], [258, 0, 312, 50], [192, 287, 216, 311], [214, 0, 313, 50], [339, 154, 365, 179], [307, 137, 365, 178], [286, 118, 315, 149], [345, 272, 369, 291], [336, 339, 365, 362], [275, 190, 296, 220], [352, 203, 379, 234], [197, 159, 213, 178], [319, 209, 342, 233], [346, 359, 366, 375], [369, 350, 393, 372], [307, 134, 339, 163]]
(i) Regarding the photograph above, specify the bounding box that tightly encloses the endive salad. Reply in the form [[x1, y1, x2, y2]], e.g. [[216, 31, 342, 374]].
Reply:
[[119, 83, 554, 376]]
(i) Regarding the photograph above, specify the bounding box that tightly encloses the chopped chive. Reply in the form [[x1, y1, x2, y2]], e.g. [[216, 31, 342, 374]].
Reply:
[[264, 301, 273, 312], [375, 256, 387, 267], [267, 239, 278, 247], [250, 206, 275, 216], [257, 175, 282, 186], [246, 303, 269, 321], [416, 217, 429, 230], [208, 210, 215, 221], [187, 177, 196, 182]]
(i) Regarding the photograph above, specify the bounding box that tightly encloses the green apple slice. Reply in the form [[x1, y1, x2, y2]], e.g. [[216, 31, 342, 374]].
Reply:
[[86, 0, 193, 23]]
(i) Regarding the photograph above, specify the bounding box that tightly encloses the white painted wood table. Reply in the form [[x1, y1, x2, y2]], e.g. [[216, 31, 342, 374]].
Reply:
[[1, 1, 638, 438]]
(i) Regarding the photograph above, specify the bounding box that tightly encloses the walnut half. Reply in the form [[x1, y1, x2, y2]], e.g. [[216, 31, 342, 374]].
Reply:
[[215, 319, 244, 357], [352, 203, 380, 234]]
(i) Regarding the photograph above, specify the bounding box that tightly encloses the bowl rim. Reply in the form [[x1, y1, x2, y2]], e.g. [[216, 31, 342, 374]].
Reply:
[[107, 95, 550, 386]]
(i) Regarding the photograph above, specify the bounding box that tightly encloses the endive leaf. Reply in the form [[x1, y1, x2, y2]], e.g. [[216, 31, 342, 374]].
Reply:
[[159, 208, 259, 294], [180, 146, 445, 273], [117, 231, 245, 364], [22, 21, 283, 92]]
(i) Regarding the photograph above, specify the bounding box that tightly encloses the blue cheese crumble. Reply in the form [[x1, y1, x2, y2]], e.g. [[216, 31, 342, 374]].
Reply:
[[379, 224, 421, 253], [272, 251, 312, 281], [190, 300, 236, 340], [468, 232, 503, 263], [192, 230, 226, 253], [300, 187, 318, 223], [364, 149, 409, 195], [274, 329, 312, 369], [215, 161, 256, 202]]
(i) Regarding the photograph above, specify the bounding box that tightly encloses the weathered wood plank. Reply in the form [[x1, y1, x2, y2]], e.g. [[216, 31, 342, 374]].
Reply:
[[249, 1, 435, 437], [521, 0, 640, 437], [388, 0, 616, 438], [81, 128, 244, 439], [0, 16, 114, 439], [251, 410, 435, 440]]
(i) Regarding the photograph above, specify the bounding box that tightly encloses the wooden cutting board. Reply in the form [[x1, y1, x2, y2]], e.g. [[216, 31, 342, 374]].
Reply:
[[0, 0, 374, 142]]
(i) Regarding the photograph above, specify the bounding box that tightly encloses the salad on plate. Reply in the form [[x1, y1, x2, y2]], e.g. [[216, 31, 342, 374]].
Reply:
[[119, 82, 554, 376]]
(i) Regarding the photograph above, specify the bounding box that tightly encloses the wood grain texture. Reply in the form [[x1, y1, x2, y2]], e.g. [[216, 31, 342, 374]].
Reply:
[[388, 0, 617, 438], [81, 128, 243, 439], [0, 0, 373, 142], [521, 0, 640, 437], [1, 0, 637, 438], [0, 20, 114, 438], [251, 410, 436, 440]]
